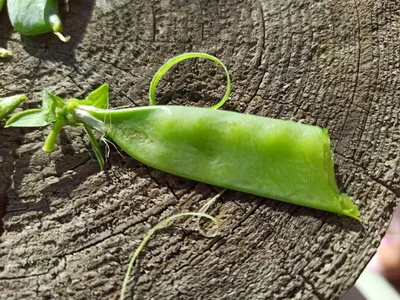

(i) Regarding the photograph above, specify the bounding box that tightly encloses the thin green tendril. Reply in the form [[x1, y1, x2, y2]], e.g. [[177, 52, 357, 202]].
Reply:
[[149, 53, 231, 109], [120, 212, 219, 300], [84, 125, 105, 170], [196, 189, 226, 237]]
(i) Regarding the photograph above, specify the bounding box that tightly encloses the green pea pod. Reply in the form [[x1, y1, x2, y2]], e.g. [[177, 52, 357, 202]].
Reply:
[[0, 95, 27, 120], [77, 105, 360, 221], [7, 0, 69, 42]]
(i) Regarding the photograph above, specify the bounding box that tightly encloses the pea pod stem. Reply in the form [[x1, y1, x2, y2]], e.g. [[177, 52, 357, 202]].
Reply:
[[43, 119, 65, 152], [73, 106, 104, 132]]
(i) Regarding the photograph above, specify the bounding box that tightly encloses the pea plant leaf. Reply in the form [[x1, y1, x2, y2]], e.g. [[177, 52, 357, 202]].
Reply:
[[6, 109, 49, 127], [7, 89, 64, 127], [42, 88, 64, 113], [76, 84, 109, 109]]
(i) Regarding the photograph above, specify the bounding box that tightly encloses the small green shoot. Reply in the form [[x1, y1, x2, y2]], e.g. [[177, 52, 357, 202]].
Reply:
[[84, 125, 105, 170]]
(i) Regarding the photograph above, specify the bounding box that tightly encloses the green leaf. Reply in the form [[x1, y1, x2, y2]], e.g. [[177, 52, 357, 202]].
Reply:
[[0, 95, 26, 120], [79, 84, 109, 109], [6, 89, 66, 127], [42, 89, 64, 113], [6, 109, 51, 127]]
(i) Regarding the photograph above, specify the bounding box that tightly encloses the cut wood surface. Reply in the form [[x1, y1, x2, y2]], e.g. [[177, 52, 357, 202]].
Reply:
[[1, 0, 399, 299]]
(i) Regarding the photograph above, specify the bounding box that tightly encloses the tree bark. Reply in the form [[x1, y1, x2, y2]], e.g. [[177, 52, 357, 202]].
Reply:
[[1, 0, 399, 299]]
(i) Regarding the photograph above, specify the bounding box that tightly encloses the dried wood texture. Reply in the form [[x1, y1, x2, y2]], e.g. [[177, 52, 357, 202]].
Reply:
[[1, 0, 399, 299]]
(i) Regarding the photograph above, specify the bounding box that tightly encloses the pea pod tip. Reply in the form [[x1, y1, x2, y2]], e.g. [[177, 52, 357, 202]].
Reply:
[[54, 32, 70, 43]]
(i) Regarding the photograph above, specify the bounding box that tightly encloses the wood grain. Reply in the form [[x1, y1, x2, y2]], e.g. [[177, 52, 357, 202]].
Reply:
[[0, 0, 399, 299]]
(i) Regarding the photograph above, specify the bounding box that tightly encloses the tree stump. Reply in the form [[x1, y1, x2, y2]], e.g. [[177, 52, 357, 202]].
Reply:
[[1, 0, 399, 299]]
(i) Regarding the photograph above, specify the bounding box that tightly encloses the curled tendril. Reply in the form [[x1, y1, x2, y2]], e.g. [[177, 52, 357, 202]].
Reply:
[[120, 212, 220, 300], [148, 52, 231, 109], [196, 189, 226, 237]]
